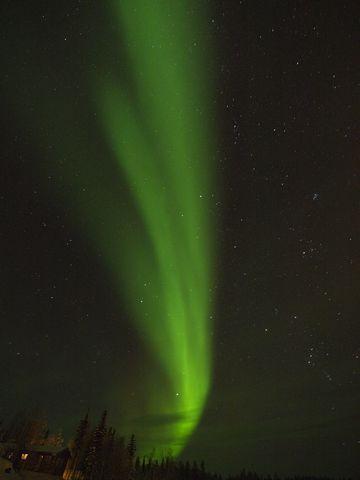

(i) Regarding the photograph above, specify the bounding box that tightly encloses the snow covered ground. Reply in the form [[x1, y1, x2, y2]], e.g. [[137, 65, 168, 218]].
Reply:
[[0, 458, 60, 479]]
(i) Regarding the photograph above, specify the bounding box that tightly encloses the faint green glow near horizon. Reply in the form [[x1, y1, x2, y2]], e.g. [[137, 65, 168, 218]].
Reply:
[[98, 1, 215, 454]]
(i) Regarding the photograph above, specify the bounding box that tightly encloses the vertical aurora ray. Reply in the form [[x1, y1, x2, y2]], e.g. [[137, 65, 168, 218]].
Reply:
[[2, 0, 215, 455], [98, 1, 215, 453]]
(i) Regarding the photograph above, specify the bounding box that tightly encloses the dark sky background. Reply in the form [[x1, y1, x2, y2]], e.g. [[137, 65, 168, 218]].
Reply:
[[1, 0, 359, 477]]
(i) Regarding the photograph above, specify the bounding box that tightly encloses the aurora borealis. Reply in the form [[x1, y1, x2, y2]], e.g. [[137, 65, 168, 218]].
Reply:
[[1, 0, 359, 477], [97, 1, 215, 453], [3, 0, 215, 454]]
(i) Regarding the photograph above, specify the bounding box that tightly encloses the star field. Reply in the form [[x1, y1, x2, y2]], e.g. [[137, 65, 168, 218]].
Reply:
[[0, 0, 359, 477]]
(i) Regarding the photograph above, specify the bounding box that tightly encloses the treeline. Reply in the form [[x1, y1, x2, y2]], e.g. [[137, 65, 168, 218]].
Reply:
[[0, 409, 63, 448], [0, 410, 353, 480], [65, 409, 134, 479], [66, 410, 222, 480], [65, 411, 352, 480]]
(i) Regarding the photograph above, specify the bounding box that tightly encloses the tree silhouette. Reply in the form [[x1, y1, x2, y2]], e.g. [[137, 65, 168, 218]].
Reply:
[[83, 410, 107, 480]]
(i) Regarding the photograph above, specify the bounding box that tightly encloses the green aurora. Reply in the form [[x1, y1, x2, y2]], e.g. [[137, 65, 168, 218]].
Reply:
[[3, 0, 215, 455], [97, 1, 215, 454]]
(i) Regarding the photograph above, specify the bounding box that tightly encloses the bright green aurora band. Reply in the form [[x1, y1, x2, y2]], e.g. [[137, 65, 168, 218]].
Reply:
[[4, 0, 215, 456], [98, 1, 215, 455]]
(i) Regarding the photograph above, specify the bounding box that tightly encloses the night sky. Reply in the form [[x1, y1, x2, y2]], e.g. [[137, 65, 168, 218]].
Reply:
[[1, 1, 359, 478]]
